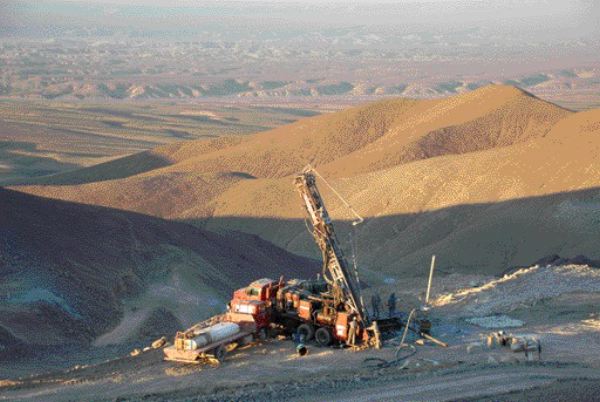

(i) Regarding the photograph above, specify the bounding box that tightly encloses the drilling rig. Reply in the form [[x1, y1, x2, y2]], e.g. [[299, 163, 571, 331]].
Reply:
[[275, 166, 377, 346], [164, 167, 391, 363]]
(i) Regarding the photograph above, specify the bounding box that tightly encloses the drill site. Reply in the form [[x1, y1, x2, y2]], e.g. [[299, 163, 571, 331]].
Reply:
[[155, 168, 600, 370], [4, 166, 600, 401], [4, 2, 600, 400], [160, 167, 444, 365]]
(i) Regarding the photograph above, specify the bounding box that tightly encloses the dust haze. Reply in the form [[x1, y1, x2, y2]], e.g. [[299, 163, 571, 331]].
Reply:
[[1, 1, 599, 105]]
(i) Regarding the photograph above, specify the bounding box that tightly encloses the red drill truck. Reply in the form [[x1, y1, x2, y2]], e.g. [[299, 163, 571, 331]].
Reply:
[[165, 167, 401, 363], [163, 280, 277, 363]]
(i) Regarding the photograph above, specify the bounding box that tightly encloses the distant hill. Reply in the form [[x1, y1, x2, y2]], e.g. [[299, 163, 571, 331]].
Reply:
[[22, 86, 569, 183], [0, 188, 318, 352], [1, 75, 596, 103], [14, 85, 600, 281]]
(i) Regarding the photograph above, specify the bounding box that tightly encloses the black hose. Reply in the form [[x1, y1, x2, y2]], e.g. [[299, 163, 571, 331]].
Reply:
[[362, 314, 423, 369], [362, 344, 417, 368]]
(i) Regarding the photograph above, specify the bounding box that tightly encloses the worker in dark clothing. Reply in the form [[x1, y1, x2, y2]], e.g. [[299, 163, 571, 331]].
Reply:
[[347, 316, 358, 346], [387, 292, 397, 318], [371, 294, 381, 319]]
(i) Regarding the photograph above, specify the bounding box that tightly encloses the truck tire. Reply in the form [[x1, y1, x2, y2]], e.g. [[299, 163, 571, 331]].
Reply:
[[297, 323, 315, 342], [315, 327, 333, 346], [214, 345, 227, 362], [283, 318, 297, 335], [239, 335, 253, 346]]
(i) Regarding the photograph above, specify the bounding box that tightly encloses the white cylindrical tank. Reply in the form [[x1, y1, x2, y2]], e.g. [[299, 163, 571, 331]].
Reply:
[[185, 322, 240, 350]]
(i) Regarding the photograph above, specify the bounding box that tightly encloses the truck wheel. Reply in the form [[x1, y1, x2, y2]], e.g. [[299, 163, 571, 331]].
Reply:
[[297, 323, 315, 342], [214, 345, 227, 362], [315, 327, 333, 346], [284, 319, 297, 335]]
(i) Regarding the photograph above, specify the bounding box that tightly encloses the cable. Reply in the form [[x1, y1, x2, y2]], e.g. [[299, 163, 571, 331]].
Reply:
[[362, 344, 417, 368], [308, 166, 364, 226], [349, 228, 369, 320], [362, 308, 420, 368]]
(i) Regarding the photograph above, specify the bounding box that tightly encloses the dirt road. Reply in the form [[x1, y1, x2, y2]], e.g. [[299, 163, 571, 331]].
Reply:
[[2, 338, 599, 402], [322, 364, 596, 402]]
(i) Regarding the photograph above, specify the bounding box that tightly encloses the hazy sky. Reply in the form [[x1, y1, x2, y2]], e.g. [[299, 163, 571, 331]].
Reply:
[[3, 0, 598, 40], [1, 0, 599, 98], [46, 0, 473, 3]]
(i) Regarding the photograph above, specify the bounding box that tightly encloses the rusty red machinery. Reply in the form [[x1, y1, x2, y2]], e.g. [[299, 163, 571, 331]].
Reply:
[[282, 167, 375, 346], [164, 167, 403, 363], [163, 279, 278, 363]]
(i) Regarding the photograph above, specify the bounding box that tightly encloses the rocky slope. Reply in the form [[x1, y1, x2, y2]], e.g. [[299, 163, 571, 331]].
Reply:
[[0, 188, 318, 352], [14, 85, 600, 279]]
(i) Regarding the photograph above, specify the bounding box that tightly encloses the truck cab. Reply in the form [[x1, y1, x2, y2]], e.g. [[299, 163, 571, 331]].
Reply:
[[230, 278, 281, 329], [229, 299, 270, 329], [232, 278, 279, 302]]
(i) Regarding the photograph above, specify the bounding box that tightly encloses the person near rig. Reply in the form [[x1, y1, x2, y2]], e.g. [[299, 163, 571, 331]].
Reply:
[[371, 293, 381, 319], [387, 292, 397, 318], [347, 316, 358, 346]]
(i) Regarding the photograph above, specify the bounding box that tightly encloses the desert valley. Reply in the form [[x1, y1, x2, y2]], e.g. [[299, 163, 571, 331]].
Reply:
[[2, 1, 600, 401], [2, 84, 600, 400]]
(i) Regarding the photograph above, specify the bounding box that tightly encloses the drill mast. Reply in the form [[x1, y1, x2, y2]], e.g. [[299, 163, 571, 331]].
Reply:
[[294, 167, 368, 325]]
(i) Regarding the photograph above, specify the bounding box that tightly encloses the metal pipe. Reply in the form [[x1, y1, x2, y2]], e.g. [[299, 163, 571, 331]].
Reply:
[[421, 332, 448, 348], [425, 255, 436, 305], [400, 308, 417, 347]]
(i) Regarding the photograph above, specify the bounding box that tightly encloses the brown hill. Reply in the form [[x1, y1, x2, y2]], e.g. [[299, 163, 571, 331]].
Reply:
[[33, 85, 569, 183], [202, 108, 600, 277], [0, 188, 317, 352], [320, 85, 570, 176], [15, 85, 569, 215], [14, 85, 600, 280]]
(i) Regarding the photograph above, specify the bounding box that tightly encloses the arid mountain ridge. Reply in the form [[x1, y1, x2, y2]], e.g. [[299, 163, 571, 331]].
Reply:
[[13, 85, 600, 283]]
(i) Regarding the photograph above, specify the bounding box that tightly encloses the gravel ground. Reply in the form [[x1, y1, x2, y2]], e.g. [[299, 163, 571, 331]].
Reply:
[[2, 264, 600, 401], [470, 378, 600, 402], [432, 264, 600, 317]]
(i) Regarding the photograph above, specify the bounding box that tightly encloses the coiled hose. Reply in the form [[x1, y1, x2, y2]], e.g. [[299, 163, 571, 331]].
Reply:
[[363, 309, 418, 368]]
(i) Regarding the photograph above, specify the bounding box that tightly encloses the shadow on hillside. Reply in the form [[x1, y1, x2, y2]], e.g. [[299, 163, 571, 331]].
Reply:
[[0, 187, 320, 295], [185, 186, 600, 279], [3, 185, 600, 351], [19, 151, 173, 185], [0, 187, 319, 351], [2, 185, 600, 370], [0, 140, 81, 186]]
